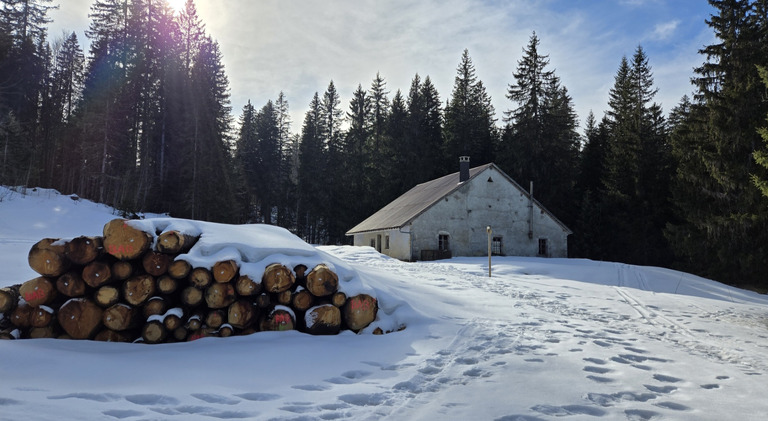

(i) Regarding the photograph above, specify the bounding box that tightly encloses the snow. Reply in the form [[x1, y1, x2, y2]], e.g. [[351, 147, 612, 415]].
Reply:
[[2, 185, 768, 420]]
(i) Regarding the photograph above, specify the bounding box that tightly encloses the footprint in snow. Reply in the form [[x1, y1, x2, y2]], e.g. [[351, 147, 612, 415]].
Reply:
[[191, 393, 240, 405], [583, 366, 612, 374], [644, 384, 677, 394], [48, 393, 121, 402], [625, 409, 662, 421], [124, 394, 179, 406], [653, 374, 683, 383], [102, 409, 144, 419], [292, 384, 331, 391], [654, 401, 691, 411], [0, 397, 22, 406], [235, 392, 281, 401]]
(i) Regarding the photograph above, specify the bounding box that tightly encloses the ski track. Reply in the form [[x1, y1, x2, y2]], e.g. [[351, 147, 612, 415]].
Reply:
[[2, 254, 766, 420]]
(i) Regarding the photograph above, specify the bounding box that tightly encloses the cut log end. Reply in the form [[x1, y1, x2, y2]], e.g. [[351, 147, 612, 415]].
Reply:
[[103, 219, 152, 260], [28, 238, 70, 277], [342, 294, 378, 332], [262, 263, 295, 293]]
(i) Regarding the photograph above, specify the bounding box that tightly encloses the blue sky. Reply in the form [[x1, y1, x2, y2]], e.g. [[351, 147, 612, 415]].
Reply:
[[49, 0, 716, 133]]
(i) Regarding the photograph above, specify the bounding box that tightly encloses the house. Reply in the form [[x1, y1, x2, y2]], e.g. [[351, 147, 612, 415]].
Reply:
[[345, 157, 572, 261]]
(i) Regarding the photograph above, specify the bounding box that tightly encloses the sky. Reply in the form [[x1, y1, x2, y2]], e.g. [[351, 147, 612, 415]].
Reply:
[[47, 0, 716, 134]]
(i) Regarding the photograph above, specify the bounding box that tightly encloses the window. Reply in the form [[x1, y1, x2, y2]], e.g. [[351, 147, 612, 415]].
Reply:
[[438, 234, 450, 251], [376, 235, 382, 252], [492, 236, 503, 255], [385, 235, 390, 249], [370, 238, 376, 248], [538, 238, 548, 256]]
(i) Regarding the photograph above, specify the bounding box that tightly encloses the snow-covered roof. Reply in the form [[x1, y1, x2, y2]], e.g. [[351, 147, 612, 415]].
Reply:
[[346, 163, 572, 235]]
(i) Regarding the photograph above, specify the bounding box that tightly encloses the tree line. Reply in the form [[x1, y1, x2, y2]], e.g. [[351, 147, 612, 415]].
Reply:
[[1, 0, 767, 289]]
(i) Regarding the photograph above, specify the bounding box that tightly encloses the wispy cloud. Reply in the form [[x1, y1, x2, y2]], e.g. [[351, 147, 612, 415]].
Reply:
[[651, 20, 680, 41]]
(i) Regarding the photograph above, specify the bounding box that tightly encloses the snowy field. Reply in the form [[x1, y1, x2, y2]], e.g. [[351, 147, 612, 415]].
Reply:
[[1, 186, 768, 421]]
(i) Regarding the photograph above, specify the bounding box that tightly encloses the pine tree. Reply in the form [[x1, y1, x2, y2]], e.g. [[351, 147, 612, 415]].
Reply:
[[753, 66, 768, 196], [600, 46, 672, 266], [297, 93, 327, 243], [501, 33, 580, 228], [667, 0, 768, 285], [443, 49, 497, 171]]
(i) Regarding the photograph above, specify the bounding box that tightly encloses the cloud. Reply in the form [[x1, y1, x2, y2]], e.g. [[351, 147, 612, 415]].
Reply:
[[650, 20, 680, 41]]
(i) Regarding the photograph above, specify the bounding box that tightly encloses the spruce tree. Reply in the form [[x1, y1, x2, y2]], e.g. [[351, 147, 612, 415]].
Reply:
[[297, 93, 327, 243], [601, 46, 672, 266], [501, 32, 580, 228], [443, 49, 496, 171], [667, 0, 768, 286]]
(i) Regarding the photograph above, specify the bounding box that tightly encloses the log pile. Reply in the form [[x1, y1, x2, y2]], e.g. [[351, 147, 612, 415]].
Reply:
[[0, 219, 383, 343]]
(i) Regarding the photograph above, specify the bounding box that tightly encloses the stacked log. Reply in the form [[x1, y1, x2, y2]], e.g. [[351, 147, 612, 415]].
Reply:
[[0, 219, 385, 343]]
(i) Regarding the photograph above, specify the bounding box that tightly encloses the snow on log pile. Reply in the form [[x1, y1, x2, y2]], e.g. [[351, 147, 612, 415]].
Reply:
[[0, 218, 399, 343]]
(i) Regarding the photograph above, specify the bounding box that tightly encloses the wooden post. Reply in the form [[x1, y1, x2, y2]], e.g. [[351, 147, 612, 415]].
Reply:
[[486, 226, 492, 278]]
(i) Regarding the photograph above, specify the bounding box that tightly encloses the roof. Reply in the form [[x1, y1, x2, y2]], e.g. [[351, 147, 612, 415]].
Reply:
[[346, 163, 493, 235], [346, 163, 572, 236]]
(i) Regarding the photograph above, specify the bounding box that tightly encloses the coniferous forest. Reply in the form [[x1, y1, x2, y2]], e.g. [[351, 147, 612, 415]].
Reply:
[[1, 0, 767, 290]]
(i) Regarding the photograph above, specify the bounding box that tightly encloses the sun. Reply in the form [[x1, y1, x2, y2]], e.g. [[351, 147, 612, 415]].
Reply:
[[167, 0, 186, 14]]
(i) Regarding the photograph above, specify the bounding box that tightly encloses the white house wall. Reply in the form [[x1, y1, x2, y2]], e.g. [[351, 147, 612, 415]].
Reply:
[[410, 166, 568, 259], [352, 228, 411, 261]]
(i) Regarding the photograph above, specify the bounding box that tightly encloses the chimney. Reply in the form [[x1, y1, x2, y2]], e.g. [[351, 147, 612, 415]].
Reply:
[[459, 156, 470, 182]]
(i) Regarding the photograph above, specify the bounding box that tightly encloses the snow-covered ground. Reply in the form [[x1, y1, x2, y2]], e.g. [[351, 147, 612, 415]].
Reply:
[[1, 186, 767, 421]]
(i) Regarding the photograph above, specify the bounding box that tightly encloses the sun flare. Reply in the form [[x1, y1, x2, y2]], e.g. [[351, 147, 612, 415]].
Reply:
[[167, 0, 186, 14]]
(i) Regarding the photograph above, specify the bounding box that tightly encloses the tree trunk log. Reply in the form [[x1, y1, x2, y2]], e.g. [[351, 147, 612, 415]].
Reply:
[[256, 293, 271, 308], [156, 275, 178, 295], [94, 285, 120, 308], [123, 274, 156, 306], [57, 298, 103, 339], [276, 289, 292, 306], [143, 296, 167, 319], [82, 260, 112, 288], [180, 286, 204, 307], [188, 267, 213, 289], [65, 236, 103, 265], [306, 264, 339, 297], [167, 260, 191, 279], [217, 324, 234, 337], [205, 309, 226, 329], [0, 285, 20, 313], [342, 294, 378, 331], [0, 328, 21, 340], [234, 274, 261, 296], [331, 291, 347, 308], [56, 271, 86, 298], [162, 309, 184, 331], [102, 303, 137, 331], [204, 283, 236, 309], [156, 230, 198, 254], [172, 326, 188, 341], [29, 325, 57, 339], [185, 312, 203, 331], [141, 320, 167, 344], [260, 306, 295, 331], [291, 289, 314, 312], [227, 299, 256, 329], [142, 251, 171, 277], [103, 219, 152, 260], [304, 304, 341, 335], [111, 261, 135, 281], [262, 263, 295, 293], [28, 238, 70, 277], [10, 302, 33, 328], [20, 276, 57, 307], [212, 260, 238, 283], [94, 329, 132, 342], [29, 305, 54, 328]]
